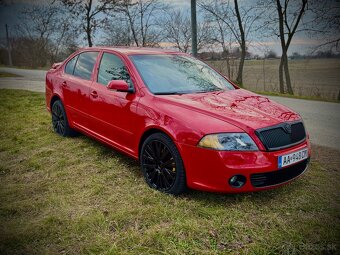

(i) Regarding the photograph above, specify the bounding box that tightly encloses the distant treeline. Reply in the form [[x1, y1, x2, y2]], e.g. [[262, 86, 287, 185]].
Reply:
[[197, 50, 340, 61]]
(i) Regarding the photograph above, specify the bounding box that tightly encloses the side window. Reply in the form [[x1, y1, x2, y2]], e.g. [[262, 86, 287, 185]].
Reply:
[[97, 53, 132, 87], [73, 52, 98, 80], [65, 55, 78, 75]]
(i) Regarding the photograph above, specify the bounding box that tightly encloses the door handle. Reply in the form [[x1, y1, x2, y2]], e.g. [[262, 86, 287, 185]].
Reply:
[[61, 81, 67, 88], [90, 90, 98, 98]]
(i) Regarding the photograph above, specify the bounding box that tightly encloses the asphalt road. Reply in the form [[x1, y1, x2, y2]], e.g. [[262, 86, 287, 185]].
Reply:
[[1, 67, 339, 150], [0, 67, 46, 92]]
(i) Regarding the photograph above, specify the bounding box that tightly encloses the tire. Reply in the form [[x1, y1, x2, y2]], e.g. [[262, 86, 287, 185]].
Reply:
[[51, 100, 76, 137], [140, 133, 187, 195]]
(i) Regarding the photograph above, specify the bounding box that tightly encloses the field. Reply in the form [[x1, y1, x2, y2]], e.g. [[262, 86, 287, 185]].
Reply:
[[0, 89, 339, 254], [209, 58, 340, 100]]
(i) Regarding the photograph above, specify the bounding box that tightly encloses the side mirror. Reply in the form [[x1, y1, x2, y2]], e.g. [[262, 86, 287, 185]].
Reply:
[[107, 80, 134, 93]]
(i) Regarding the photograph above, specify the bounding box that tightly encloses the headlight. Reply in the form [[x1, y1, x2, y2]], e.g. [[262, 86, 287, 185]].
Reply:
[[198, 133, 258, 151]]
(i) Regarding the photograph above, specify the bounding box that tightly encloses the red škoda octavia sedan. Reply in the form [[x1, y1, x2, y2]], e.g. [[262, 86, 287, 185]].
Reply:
[[46, 47, 310, 195]]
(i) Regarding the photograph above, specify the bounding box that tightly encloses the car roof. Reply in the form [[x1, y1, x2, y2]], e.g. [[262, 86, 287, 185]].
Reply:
[[81, 46, 183, 55]]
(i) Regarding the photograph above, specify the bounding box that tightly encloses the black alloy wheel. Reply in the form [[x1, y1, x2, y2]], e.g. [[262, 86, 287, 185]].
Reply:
[[51, 100, 75, 137], [140, 133, 186, 195]]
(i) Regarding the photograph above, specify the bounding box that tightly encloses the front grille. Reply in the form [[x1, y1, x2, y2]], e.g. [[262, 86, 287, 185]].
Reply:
[[256, 121, 306, 151], [250, 159, 309, 188]]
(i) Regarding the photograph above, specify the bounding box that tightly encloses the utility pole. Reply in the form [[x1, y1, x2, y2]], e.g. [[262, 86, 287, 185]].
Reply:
[[191, 0, 197, 57], [5, 24, 13, 66]]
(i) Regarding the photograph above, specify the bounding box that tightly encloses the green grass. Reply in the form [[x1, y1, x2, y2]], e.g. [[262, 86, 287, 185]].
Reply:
[[0, 71, 22, 78], [0, 89, 339, 254]]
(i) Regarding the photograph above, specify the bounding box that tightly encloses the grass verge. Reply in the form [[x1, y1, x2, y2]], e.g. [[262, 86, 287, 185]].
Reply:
[[0, 89, 339, 254], [252, 90, 340, 103], [0, 65, 50, 71], [0, 72, 22, 78]]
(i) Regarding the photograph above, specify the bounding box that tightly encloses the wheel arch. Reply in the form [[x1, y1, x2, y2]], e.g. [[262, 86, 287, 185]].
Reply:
[[49, 93, 75, 129], [50, 94, 62, 109], [138, 126, 177, 160]]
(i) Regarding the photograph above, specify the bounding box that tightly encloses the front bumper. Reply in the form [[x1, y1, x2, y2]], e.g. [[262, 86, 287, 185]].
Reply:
[[177, 139, 311, 193]]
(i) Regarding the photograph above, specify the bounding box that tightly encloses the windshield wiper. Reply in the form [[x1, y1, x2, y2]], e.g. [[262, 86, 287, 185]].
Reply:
[[154, 88, 223, 95], [194, 88, 223, 94], [154, 92, 185, 95]]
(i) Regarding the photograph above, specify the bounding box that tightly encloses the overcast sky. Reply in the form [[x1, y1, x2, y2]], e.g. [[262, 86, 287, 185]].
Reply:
[[0, 0, 334, 55]]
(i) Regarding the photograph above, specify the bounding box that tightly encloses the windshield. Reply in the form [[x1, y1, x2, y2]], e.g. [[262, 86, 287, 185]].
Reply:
[[129, 54, 235, 94]]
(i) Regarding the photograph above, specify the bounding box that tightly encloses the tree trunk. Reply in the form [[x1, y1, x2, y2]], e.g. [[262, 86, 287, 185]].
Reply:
[[226, 56, 231, 78], [279, 56, 285, 93], [276, 0, 306, 95], [277, 0, 286, 94], [234, 0, 245, 86], [236, 42, 245, 85], [140, 2, 145, 46], [86, 29, 93, 47], [283, 53, 293, 94], [86, 0, 93, 47]]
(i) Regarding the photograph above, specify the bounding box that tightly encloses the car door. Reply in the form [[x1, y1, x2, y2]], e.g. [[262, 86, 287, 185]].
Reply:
[[61, 51, 99, 128], [88, 51, 139, 153]]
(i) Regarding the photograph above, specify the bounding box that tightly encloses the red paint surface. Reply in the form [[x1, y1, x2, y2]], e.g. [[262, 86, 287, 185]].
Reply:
[[46, 47, 311, 193]]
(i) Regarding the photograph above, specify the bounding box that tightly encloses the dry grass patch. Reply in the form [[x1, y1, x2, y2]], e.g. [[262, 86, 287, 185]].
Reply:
[[0, 72, 22, 78], [209, 58, 340, 100]]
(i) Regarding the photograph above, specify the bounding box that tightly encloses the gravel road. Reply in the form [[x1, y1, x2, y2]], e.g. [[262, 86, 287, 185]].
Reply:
[[1, 67, 339, 150]]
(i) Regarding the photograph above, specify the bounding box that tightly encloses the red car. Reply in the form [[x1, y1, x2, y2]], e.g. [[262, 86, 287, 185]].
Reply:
[[46, 47, 311, 195]]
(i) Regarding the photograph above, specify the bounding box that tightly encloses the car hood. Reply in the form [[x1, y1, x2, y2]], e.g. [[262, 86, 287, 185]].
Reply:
[[158, 89, 301, 131]]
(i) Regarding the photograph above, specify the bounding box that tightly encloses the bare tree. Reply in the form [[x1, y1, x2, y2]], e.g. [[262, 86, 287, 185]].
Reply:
[[276, 0, 307, 94], [260, 0, 309, 94], [204, 7, 234, 78], [200, 0, 262, 85], [162, 10, 191, 52], [233, 0, 246, 85], [15, 4, 76, 67], [309, 0, 340, 52], [101, 18, 131, 46], [161, 10, 212, 53], [197, 17, 214, 52], [59, 0, 118, 47], [113, 0, 165, 47]]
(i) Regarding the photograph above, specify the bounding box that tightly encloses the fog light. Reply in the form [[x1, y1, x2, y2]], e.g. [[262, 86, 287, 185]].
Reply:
[[229, 175, 246, 188]]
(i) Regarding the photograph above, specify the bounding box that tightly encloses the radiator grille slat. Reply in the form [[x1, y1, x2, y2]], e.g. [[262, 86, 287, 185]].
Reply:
[[256, 122, 306, 151]]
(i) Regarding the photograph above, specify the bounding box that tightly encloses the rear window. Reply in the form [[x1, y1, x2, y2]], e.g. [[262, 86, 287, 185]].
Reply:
[[73, 52, 98, 80]]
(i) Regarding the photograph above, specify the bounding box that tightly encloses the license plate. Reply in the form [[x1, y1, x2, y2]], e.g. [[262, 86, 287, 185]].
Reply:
[[278, 148, 308, 168]]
